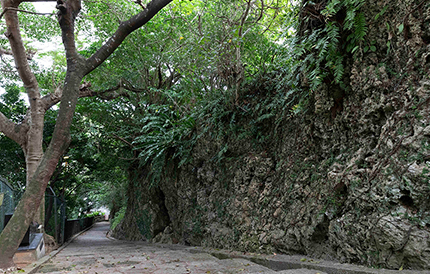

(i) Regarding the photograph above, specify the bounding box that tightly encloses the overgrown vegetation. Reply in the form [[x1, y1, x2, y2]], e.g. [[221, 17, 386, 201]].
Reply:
[[116, 0, 370, 184], [0, 0, 371, 231], [58, 0, 372, 194]]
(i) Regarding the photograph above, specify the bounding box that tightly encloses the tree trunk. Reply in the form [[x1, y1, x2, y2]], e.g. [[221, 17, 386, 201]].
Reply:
[[25, 125, 46, 229], [0, 0, 82, 268]]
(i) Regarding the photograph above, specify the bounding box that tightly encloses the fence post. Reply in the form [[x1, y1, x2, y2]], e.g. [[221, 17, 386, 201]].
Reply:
[[54, 197, 58, 243], [61, 199, 66, 244], [0, 193, 3, 232]]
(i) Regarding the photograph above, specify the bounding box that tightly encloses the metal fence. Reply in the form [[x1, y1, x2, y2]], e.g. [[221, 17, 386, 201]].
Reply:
[[0, 179, 95, 248], [45, 194, 66, 244], [64, 217, 94, 242], [0, 177, 15, 234], [1, 178, 68, 245]]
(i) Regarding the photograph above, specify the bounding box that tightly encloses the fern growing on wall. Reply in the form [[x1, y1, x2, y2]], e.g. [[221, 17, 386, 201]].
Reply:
[[276, 0, 367, 113], [133, 99, 196, 187]]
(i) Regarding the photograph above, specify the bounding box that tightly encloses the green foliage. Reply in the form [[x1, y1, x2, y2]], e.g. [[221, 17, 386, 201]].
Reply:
[[272, 0, 368, 116], [1, 0, 372, 220], [17, 3, 59, 42], [111, 207, 126, 231], [73, 0, 289, 190], [347, 12, 367, 53], [0, 85, 26, 123], [0, 85, 27, 187], [133, 98, 196, 187]]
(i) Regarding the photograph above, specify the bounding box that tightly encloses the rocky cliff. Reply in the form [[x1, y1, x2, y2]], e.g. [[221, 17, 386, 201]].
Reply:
[[113, 0, 430, 269]]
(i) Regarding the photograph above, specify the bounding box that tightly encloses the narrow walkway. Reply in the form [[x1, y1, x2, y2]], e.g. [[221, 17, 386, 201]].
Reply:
[[35, 222, 323, 274]]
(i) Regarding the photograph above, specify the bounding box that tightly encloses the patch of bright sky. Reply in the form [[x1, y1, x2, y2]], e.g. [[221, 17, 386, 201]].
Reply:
[[33, 2, 57, 13], [30, 2, 61, 70]]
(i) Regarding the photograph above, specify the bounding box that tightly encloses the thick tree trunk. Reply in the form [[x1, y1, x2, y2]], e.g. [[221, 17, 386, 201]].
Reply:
[[25, 88, 46, 231], [25, 111, 46, 228], [0, 0, 79, 268]]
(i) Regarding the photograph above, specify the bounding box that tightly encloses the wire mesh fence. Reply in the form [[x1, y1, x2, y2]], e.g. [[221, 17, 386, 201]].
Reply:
[[0, 178, 67, 245], [0, 177, 15, 234], [45, 194, 66, 244], [0, 176, 97, 248]]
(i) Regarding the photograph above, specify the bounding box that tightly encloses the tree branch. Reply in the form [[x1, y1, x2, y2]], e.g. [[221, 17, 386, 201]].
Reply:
[[255, 0, 264, 24], [1, 0, 39, 96], [238, 0, 253, 38], [1, 0, 42, 167], [40, 85, 64, 111], [0, 112, 28, 148], [41, 79, 148, 110], [79, 78, 147, 99], [78, 81, 133, 100], [111, 133, 135, 148], [84, 0, 173, 75], [0, 47, 13, 56], [0, 46, 34, 60], [0, 6, 54, 20], [56, 0, 85, 67]]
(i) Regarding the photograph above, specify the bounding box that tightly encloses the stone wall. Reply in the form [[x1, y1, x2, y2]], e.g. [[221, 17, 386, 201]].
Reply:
[[113, 0, 430, 269]]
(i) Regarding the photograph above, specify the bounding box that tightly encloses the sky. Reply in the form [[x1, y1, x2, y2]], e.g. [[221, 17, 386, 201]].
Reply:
[[33, 2, 57, 13]]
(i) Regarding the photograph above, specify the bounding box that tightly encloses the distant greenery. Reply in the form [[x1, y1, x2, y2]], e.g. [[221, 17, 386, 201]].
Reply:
[[0, 86, 128, 221], [84, 211, 105, 218]]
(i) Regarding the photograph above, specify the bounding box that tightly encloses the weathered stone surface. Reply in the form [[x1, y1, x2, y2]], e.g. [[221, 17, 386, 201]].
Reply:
[[114, 0, 430, 270]]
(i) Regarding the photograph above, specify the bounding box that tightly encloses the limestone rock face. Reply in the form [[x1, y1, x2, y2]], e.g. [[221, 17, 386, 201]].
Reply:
[[114, 0, 430, 270]]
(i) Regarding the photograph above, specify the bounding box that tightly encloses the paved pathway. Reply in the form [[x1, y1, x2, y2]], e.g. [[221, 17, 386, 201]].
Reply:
[[34, 222, 324, 274], [33, 222, 428, 274]]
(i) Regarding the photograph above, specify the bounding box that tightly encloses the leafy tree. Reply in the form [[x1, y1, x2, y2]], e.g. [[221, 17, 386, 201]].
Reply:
[[0, 0, 172, 270]]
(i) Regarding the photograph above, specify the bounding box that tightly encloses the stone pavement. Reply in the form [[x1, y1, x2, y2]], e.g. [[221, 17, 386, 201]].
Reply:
[[28, 222, 427, 274]]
